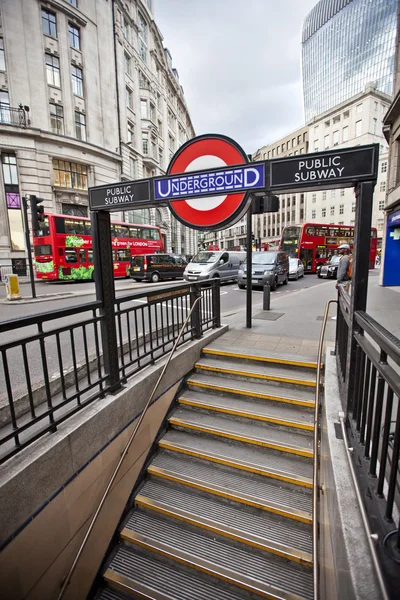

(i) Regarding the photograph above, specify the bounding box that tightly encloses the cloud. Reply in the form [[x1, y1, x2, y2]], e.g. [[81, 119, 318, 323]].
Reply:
[[154, 0, 317, 153]]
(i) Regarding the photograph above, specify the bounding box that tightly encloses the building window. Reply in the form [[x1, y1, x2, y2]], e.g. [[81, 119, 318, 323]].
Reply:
[[124, 53, 131, 76], [65, 0, 78, 6], [333, 115, 340, 124], [0, 38, 5, 71], [53, 159, 87, 189], [333, 130, 339, 146], [75, 111, 86, 141], [169, 133, 175, 152], [68, 23, 80, 50], [325, 120, 330, 128], [342, 126, 349, 142], [124, 19, 130, 42], [314, 140, 319, 151], [340, 189, 345, 196], [0, 90, 10, 123], [381, 161, 387, 173], [330, 206, 335, 216], [322, 208, 326, 217], [355, 120, 362, 137], [138, 13, 148, 63], [311, 210, 316, 219], [50, 103, 64, 134], [2, 154, 18, 184], [378, 200, 385, 210], [380, 181, 386, 192], [339, 205, 344, 215], [46, 54, 60, 87], [142, 132, 149, 154], [159, 146, 163, 167], [140, 99, 147, 119], [331, 190, 335, 199], [377, 219, 384, 230], [373, 118, 377, 135], [324, 135, 329, 149], [374, 101, 378, 112], [71, 65, 83, 96], [311, 193, 316, 203], [343, 111, 349, 119], [42, 9, 57, 37], [356, 103, 363, 113], [126, 87, 133, 110], [352, 203, 356, 212], [322, 191, 327, 201], [127, 121, 134, 143], [150, 102, 156, 123], [130, 157, 137, 178]]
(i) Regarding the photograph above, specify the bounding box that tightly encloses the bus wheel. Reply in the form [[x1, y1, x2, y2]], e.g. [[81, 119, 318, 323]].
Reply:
[[150, 272, 160, 283]]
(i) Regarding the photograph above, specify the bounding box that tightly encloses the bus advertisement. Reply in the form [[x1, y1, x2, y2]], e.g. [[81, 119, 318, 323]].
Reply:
[[280, 223, 377, 273], [33, 214, 164, 281]]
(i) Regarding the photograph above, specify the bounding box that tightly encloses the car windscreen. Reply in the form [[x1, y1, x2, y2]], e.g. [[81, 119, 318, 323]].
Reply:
[[245, 252, 277, 265], [289, 258, 298, 267], [131, 256, 144, 267], [191, 251, 220, 264], [330, 256, 341, 265]]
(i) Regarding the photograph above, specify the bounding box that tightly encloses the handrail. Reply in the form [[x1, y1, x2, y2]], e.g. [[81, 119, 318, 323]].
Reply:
[[338, 413, 389, 600], [57, 295, 203, 600], [313, 298, 337, 600], [355, 310, 400, 367]]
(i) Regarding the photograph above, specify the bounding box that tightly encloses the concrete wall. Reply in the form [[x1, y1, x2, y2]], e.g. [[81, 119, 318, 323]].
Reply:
[[0, 325, 227, 600], [319, 348, 382, 600]]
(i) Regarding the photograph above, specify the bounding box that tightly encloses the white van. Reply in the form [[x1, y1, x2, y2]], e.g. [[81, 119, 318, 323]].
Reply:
[[183, 250, 246, 283]]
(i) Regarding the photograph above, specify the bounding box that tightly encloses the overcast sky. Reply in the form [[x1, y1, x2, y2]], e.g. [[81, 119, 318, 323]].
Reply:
[[155, 0, 318, 154]]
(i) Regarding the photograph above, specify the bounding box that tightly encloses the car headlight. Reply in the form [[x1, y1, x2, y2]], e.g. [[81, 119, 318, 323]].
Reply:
[[238, 269, 244, 275], [264, 270, 273, 275], [199, 269, 209, 276]]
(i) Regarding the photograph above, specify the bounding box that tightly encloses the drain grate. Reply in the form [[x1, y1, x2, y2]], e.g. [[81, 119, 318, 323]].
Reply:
[[254, 311, 284, 321]]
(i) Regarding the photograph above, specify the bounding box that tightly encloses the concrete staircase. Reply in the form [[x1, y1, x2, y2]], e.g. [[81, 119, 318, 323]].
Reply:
[[95, 344, 320, 600]]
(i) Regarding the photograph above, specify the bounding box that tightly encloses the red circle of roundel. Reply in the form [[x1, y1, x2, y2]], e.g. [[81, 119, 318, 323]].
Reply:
[[167, 134, 249, 230]]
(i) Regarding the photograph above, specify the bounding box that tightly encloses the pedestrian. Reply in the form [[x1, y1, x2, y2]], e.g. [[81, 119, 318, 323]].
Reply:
[[336, 243, 352, 291]]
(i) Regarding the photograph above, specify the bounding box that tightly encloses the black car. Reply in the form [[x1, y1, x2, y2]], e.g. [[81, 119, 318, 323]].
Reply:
[[318, 255, 341, 279], [130, 254, 187, 283]]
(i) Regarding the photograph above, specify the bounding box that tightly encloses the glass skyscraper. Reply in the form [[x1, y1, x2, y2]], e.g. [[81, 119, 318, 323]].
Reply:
[[302, 0, 397, 123]]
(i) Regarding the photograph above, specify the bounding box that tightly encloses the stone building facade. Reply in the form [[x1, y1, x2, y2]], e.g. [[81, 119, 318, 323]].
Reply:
[[0, 0, 196, 278]]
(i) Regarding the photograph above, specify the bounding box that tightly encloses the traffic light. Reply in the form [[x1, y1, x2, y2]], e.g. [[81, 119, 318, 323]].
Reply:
[[30, 195, 45, 232], [252, 195, 280, 214]]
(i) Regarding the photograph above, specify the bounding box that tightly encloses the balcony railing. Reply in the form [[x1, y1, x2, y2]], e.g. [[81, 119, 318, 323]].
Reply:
[[0, 103, 28, 127]]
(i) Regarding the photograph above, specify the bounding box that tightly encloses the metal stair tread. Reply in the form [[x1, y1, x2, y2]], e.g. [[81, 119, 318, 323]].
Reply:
[[178, 388, 314, 428], [138, 478, 313, 559], [123, 511, 314, 599], [195, 357, 317, 386], [149, 452, 313, 516], [170, 406, 314, 454], [160, 429, 313, 481], [203, 343, 319, 369], [187, 372, 315, 405], [105, 543, 257, 600]]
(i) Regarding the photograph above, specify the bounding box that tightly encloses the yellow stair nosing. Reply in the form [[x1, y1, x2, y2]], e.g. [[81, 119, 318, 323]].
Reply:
[[158, 439, 313, 488], [147, 465, 313, 524], [195, 363, 317, 387], [120, 529, 308, 600], [104, 569, 173, 599], [178, 397, 314, 431], [202, 347, 321, 370], [186, 379, 315, 408], [135, 494, 313, 566], [169, 416, 314, 459]]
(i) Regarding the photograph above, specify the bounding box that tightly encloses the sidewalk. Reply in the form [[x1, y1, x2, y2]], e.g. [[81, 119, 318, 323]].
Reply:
[[221, 271, 400, 358]]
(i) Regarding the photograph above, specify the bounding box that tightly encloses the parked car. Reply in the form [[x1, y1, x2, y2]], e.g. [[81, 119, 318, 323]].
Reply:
[[289, 258, 305, 280], [183, 250, 246, 283], [237, 251, 289, 290], [318, 255, 341, 279], [130, 254, 187, 283]]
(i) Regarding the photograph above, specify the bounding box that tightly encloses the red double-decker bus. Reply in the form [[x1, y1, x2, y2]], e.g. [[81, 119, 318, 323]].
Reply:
[[280, 223, 378, 273], [33, 213, 164, 281]]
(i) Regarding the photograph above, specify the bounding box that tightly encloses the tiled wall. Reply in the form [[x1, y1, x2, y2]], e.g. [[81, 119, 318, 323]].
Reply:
[[0, 380, 181, 600]]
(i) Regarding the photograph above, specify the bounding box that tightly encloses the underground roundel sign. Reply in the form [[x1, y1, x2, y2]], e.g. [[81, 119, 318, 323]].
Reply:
[[156, 134, 254, 231]]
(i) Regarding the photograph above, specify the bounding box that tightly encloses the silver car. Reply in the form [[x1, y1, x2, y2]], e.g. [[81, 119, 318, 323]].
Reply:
[[237, 251, 289, 290], [289, 258, 305, 280]]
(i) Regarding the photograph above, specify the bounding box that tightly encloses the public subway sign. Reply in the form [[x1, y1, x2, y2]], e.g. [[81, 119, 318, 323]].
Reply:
[[268, 145, 379, 193], [89, 180, 152, 211], [154, 164, 265, 201]]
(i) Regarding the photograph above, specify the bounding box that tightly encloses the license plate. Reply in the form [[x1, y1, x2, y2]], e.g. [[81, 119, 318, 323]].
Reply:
[[187, 276, 197, 280], [133, 267, 140, 271], [251, 279, 258, 284]]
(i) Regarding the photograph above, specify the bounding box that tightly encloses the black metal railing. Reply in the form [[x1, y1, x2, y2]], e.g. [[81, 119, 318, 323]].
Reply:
[[336, 287, 400, 597], [0, 103, 28, 127], [0, 281, 220, 464]]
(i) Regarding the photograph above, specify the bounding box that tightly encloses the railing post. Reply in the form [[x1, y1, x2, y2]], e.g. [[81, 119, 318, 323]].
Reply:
[[212, 278, 221, 328], [91, 210, 120, 391], [190, 283, 202, 339]]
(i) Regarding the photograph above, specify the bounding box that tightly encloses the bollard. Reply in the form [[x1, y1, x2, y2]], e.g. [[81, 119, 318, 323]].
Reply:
[[263, 282, 270, 310], [4, 274, 21, 300]]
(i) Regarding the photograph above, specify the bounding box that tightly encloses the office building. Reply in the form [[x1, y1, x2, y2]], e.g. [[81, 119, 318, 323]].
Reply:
[[0, 0, 196, 278], [302, 0, 397, 123]]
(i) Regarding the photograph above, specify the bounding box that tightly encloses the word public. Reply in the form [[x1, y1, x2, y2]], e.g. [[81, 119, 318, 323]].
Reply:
[[294, 156, 345, 182]]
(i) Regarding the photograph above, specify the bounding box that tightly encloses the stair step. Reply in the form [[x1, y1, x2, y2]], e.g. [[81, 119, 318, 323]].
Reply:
[[137, 478, 313, 564], [121, 511, 313, 599], [187, 373, 315, 408], [96, 587, 133, 600], [160, 429, 313, 487], [104, 543, 258, 599], [169, 407, 313, 458], [178, 389, 314, 431], [202, 344, 320, 370], [149, 452, 312, 522], [195, 357, 317, 388]]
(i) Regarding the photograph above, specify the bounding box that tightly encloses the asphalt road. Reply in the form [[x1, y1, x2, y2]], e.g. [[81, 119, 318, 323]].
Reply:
[[0, 274, 330, 404]]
